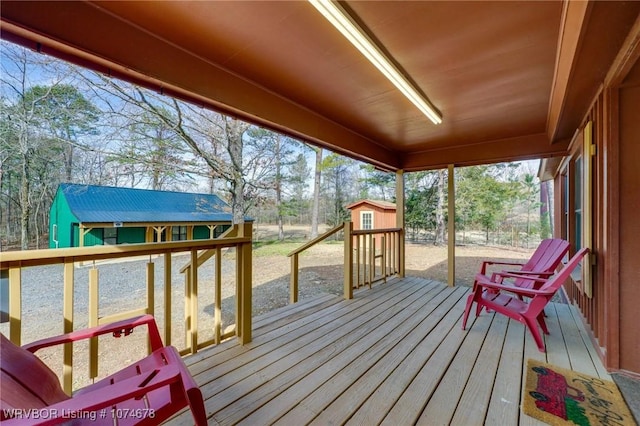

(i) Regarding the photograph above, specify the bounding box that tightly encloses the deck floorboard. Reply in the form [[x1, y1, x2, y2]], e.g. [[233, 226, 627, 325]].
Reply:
[[171, 277, 609, 425]]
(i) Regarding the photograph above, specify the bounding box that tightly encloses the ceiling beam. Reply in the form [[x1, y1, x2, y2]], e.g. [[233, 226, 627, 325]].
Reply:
[[546, 0, 592, 143], [401, 133, 570, 171]]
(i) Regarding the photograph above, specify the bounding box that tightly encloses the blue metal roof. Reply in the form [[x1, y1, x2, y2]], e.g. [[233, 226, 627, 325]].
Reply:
[[58, 183, 240, 223]]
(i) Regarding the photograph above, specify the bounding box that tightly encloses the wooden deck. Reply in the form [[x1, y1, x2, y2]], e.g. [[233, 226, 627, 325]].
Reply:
[[172, 277, 609, 425]]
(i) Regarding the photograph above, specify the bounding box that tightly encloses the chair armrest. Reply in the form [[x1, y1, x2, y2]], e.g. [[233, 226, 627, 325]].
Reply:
[[23, 315, 164, 354], [493, 271, 553, 282], [1, 362, 182, 426], [480, 260, 523, 274], [498, 270, 555, 277], [474, 274, 554, 297]]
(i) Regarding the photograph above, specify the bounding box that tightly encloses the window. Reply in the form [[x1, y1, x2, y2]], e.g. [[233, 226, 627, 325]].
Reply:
[[172, 226, 188, 241], [574, 156, 583, 251], [103, 228, 117, 245], [564, 121, 593, 297], [361, 211, 373, 230]]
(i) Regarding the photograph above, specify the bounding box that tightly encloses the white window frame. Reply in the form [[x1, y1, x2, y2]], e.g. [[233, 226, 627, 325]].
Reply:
[[360, 210, 374, 230]]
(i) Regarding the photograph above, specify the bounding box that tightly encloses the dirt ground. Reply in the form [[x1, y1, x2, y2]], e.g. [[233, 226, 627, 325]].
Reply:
[[249, 224, 534, 316]]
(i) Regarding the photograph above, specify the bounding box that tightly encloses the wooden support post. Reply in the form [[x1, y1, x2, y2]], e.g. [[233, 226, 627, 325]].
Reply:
[[238, 223, 253, 344], [396, 170, 405, 277], [343, 221, 353, 300], [448, 164, 456, 287]]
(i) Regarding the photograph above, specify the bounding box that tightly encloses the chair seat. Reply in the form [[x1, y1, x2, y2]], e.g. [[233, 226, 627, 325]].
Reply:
[[462, 248, 589, 352], [73, 346, 190, 426], [480, 291, 529, 315]]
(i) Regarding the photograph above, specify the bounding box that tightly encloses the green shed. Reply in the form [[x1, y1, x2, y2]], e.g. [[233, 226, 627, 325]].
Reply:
[[49, 184, 240, 248]]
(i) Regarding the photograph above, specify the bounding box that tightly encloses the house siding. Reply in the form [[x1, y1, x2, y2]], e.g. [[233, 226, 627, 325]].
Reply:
[[349, 202, 396, 230], [554, 50, 640, 375], [49, 188, 79, 248], [618, 59, 640, 374]]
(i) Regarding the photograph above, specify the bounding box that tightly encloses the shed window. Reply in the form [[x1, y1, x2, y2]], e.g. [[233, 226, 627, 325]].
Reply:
[[361, 211, 374, 230], [172, 226, 188, 241]]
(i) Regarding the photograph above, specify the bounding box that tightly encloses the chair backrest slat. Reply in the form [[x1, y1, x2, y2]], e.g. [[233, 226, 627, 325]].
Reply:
[[538, 247, 589, 294]]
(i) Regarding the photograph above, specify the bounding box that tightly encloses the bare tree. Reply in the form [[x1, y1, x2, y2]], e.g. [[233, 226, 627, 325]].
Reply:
[[310, 145, 322, 238]]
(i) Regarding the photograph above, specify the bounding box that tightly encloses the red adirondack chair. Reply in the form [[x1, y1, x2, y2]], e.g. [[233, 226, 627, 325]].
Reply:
[[0, 315, 207, 425], [461, 247, 589, 352], [475, 238, 570, 292]]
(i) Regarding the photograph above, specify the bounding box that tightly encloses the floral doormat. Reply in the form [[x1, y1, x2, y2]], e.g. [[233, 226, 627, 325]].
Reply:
[[523, 359, 636, 426]]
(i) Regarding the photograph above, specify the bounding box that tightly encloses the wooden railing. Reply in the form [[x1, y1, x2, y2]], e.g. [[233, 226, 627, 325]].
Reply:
[[287, 222, 350, 303], [287, 222, 402, 303], [352, 228, 402, 288], [0, 223, 252, 394]]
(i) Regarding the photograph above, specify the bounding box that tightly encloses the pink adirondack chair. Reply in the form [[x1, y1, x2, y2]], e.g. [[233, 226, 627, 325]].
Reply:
[[475, 238, 570, 292], [0, 315, 207, 425], [461, 248, 589, 352]]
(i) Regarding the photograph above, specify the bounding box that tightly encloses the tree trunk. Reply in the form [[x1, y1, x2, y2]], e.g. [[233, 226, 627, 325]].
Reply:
[[275, 136, 284, 241], [310, 147, 322, 239], [20, 153, 31, 250], [540, 180, 552, 238], [227, 118, 245, 224]]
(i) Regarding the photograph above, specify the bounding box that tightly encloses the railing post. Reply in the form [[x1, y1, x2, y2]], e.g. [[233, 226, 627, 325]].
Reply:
[[238, 223, 253, 344], [8, 266, 21, 345], [290, 254, 299, 304], [343, 221, 353, 300]]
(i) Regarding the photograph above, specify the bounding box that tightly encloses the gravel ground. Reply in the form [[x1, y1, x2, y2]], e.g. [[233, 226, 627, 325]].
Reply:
[[2, 235, 534, 391]]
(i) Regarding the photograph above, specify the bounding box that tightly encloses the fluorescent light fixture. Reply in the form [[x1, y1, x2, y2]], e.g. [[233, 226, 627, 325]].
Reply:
[[309, 0, 442, 125]]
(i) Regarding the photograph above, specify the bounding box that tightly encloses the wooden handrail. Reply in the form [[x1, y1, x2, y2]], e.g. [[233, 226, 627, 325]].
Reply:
[[0, 237, 250, 269], [286, 223, 344, 257], [287, 223, 402, 304], [288, 222, 352, 304], [352, 227, 402, 235], [1, 224, 253, 394]]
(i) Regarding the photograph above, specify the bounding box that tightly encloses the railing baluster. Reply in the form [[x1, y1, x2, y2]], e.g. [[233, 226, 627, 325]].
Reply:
[[146, 260, 154, 354], [190, 249, 198, 354], [343, 221, 353, 299], [164, 251, 172, 346], [290, 254, 299, 304], [63, 260, 74, 394], [89, 267, 99, 379], [184, 265, 192, 351], [382, 235, 387, 282], [215, 247, 222, 344]]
